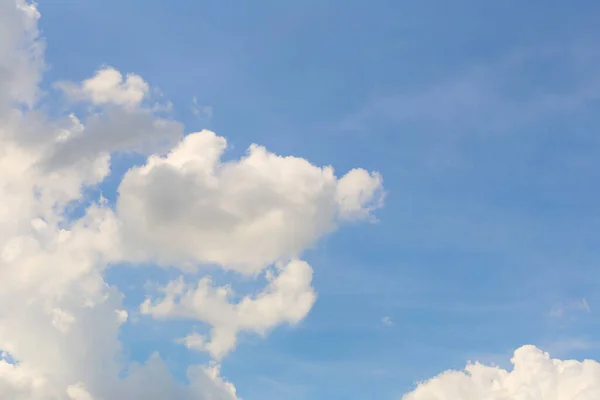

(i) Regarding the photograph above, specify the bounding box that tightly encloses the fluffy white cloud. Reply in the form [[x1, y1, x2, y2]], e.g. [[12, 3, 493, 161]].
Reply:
[[0, 1, 383, 398], [402, 345, 600, 400], [57, 67, 149, 109], [142, 260, 316, 359], [0, 1, 233, 398], [66, 383, 95, 400], [117, 130, 384, 274]]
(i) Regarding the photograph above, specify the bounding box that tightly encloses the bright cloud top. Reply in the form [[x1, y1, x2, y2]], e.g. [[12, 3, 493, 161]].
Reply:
[[402, 345, 600, 400], [118, 130, 383, 273], [56, 67, 149, 109], [0, 1, 383, 399]]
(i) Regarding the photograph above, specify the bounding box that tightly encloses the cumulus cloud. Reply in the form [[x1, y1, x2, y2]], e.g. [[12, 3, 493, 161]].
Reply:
[[143, 260, 317, 359], [402, 345, 600, 400], [56, 67, 149, 109], [7, 3, 600, 400], [117, 130, 384, 274], [0, 3, 229, 392], [0, 1, 383, 398]]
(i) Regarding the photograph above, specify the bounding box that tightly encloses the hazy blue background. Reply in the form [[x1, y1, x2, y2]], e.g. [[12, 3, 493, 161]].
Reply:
[[39, 1, 600, 398]]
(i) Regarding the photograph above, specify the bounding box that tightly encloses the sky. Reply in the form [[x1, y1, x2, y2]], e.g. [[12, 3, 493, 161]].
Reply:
[[3, 0, 600, 399]]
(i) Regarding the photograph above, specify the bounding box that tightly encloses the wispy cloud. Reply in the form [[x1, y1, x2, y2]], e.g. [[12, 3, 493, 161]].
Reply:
[[191, 96, 214, 119], [256, 376, 309, 400], [549, 298, 592, 318], [338, 42, 600, 135], [542, 338, 600, 358]]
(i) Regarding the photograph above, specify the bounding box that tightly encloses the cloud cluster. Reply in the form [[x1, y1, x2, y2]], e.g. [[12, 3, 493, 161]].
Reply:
[[0, 1, 383, 398], [143, 260, 317, 359], [402, 345, 600, 400], [117, 130, 383, 273]]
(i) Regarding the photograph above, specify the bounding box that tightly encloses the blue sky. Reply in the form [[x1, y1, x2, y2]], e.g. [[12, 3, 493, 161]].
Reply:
[[33, 0, 600, 398]]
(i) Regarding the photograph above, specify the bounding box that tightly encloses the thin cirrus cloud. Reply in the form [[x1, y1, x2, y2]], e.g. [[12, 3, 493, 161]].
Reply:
[[338, 44, 600, 136], [549, 298, 591, 318], [0, 1, 383, 399]]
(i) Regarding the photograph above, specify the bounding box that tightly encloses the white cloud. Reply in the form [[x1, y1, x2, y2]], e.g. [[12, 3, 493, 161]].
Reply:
[[382, 316, 393, 326], [115, 309, 128, 325], [48, 68, 183, 170], [176, 332, 207, 352], [0, 0, 43, 113], [66, 383, 95, 400], [57, 67, 149, 109], [143, 260, 317, 359], [51, 308, 76, 334], [0, 1, 383, 398], [0, 2, 229, 398], [402, 345, 600, 400], [336, 168, 384, 221], [42, 106, 184, 170], [117, 130, 384, 274]]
